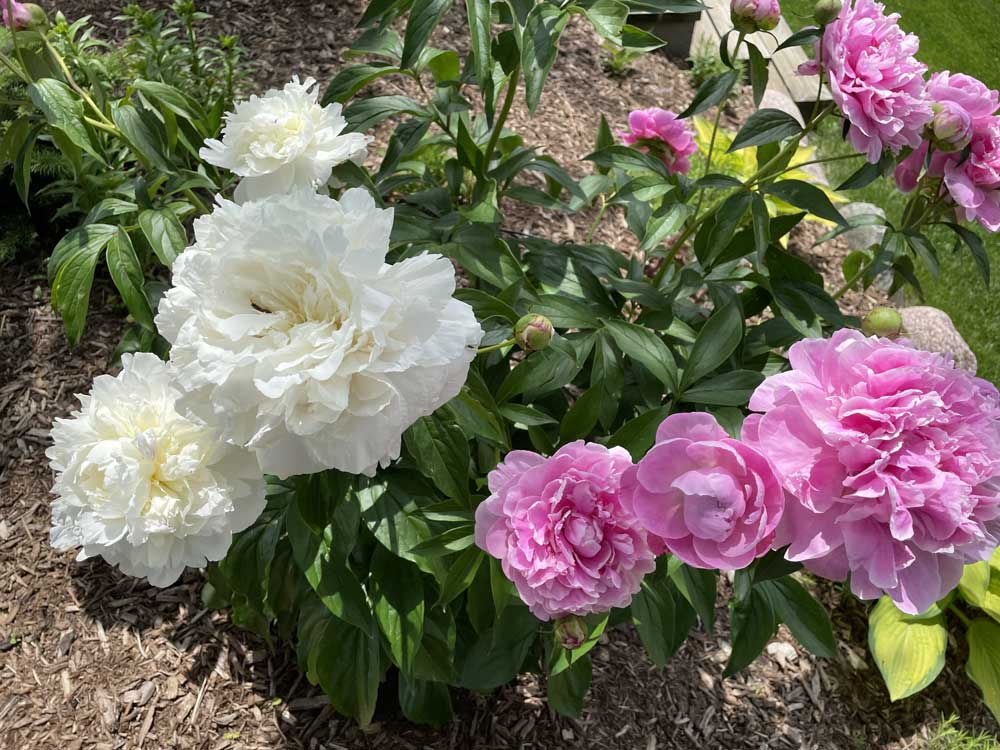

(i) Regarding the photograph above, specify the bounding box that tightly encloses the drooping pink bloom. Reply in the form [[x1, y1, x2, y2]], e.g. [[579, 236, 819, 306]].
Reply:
[[743, 330, 1000, 615], [619, 108, 697, 175], [803, 0, 931, 162], [620, 413, 785, 571], [474, 442, 655, 621], [894, 72, 1000, 232], [2, 0, 31, 28], [730, 0, 781, 33]]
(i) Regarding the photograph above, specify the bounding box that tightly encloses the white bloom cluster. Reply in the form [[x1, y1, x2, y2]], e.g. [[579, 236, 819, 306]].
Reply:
[[47, 354, 266, 586], [156, 188, 483, 478], [49, 77, 482, 585], [200, 77, 371, 203]]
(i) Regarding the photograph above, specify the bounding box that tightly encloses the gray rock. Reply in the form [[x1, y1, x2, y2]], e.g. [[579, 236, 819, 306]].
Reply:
[[899, 306, 978, 373], [840, 202, 887, 251]]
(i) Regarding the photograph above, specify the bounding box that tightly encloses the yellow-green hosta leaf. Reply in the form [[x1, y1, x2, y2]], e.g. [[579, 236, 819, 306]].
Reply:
[[966, 618, 1000, 723], [868, 596, 948, 701], [960, 561, 991, 608]]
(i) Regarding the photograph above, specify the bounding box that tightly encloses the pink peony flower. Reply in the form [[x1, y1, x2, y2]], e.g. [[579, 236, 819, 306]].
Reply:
[[743, 330, 1000, 615], [894, 73, 1000, 232], [2, 0, 31, 28], [927, 72, 1000, 127], [806, 0, 931, 162], [730, 0, 781, 34], [474, 441, 656, 621], [620, 413, 785, 570], [619, 108, 697, 175]]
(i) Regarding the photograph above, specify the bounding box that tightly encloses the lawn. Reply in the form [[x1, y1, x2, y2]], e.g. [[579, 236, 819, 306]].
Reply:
[[780, 0, 1000, 384]]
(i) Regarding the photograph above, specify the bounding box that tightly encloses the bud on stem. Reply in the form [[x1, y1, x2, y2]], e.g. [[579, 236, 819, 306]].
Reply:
[[554, 616, 588, 651], [813, 0, 842, 26], [862, 307, 904, 339], [514, 314, 554, 352]]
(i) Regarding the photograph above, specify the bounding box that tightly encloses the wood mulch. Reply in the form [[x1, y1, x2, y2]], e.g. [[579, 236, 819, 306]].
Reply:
[[0, 0, 984, 748]]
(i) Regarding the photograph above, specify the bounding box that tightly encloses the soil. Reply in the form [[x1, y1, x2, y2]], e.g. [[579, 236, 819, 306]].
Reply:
[[0, 1, 976, 748]]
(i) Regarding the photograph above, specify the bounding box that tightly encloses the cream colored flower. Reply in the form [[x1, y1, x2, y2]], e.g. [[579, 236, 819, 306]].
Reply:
[[200, 76, 371, 202], [47, 353, 267, 586], [156, 188, 483, 478]]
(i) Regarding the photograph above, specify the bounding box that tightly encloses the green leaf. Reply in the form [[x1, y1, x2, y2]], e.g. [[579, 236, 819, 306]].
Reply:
[[869, 596, 947, 701], [678, 69, 739, 119], [51, 225, 118, 345], [670, 561, 717, 629], [401, 0, 453, 69], [13, 122, 42, 207], [460, 605, 539, 691], [532, 294, 601, 329], [747, 43, 768, 107], [547, 654, 592, 717], [697, 191, 752, 266], [967, 618, 1000, 723], [497, 338, 589, 403], [763, 180, 847, 226], [407, 525, 476, 558], [729, 109, 803, 152], [679, 369, 763, 406], [680, 298, 743, 390], [521, 4, 571, 114], [760, 577, 836, 658], [776, 27, 822, 50], [603, 318, 679, 395], [837, 160, 884, 191], [466, 0, 492, 90], [620, 23, 667, 51], [371, 546, 425, 673], [641, 203, 692, 253], [631, 563, 696, 666], [725, 589, 778, 676], [404, 415, 471, 504], [309, 608, 383, 726], [106, 229, 154, 330], [958, 561, 990, 609], [344, 95, 427, 132], [112, 102, 172, 173], [436, 545, 485, 605], [585, 144, 671, 178], [499, 403, 558, 427], [323, 62, 402, 104], [582, 0, 628, 43], [398, 674, 453, 728], [942, 222, 990, 287], [28, 78, 102, 161], [751, 192, 770, 268], [559, 386, 603, 444], [138, 208, 187, 267], [605, 405, 671, 456]]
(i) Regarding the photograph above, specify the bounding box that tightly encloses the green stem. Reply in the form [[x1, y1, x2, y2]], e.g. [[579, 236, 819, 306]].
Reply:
[[774, 152, 866, 175], [0, 47, 29, 84], [4, 0, 29, 80], [832, 262, 868, 300], [949, 603, 971, 627], [586, 195, 607, 244], [41, 35, 113, 127], [477, 337, 516, 355], [183, 187, 211, 216], [483, 65, 520, 170]]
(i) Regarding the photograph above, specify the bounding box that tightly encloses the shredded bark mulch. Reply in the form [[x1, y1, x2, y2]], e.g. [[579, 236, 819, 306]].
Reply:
[[0, 1, 988, 747]]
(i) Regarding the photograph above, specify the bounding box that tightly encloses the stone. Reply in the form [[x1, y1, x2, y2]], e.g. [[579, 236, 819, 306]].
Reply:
[[840, 202, 887, 251], [899, 306, 978, 373]]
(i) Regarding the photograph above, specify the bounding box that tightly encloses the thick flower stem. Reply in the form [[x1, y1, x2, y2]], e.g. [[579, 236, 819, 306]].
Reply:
[[586, 195, 607, 244], [0, 47, 29, 84], [483, 65, 520, 171], [477, 337, 516, 355], [948, 603, 971, 627], [4, 0, 29, 78]]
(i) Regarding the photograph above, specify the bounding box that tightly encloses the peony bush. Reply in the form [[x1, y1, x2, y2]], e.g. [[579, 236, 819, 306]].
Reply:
[[9, 0, 1000, 728]]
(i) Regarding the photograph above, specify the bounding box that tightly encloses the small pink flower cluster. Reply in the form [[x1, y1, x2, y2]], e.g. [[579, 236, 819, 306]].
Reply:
[[619, 108, 697, 176], [476, 334, 1000, 618], [803, 0, 1000, 231]]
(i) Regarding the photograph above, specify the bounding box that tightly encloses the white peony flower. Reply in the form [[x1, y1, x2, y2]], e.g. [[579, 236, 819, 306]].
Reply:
[[156, 188, 484, 479], [200, 76, 371, 203], [47, 353, 267, 587]]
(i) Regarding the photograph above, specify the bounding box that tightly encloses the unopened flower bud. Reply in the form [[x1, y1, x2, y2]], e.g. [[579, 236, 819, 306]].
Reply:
[[1, 0, 31, 29], [730, 0, 782, 34], [22, 3, 48, 28], [555, 616, 587, 651], [514, 314, 553, 352], [861, 307, 903, 339], [813, 0, 842, 26], [928, 101, 973, 153]]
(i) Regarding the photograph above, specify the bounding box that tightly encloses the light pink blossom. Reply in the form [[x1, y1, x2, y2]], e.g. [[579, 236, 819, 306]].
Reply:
[[619, 108, 697, 175], [474, 442, 655, 621], [743, 330, 1000, 614], [803, 0, 931, 162], [621, 413, 785, 571], [2, 0, 31, 28]]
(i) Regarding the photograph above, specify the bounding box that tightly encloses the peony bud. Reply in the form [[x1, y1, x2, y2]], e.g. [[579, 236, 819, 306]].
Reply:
[[928, 101, 974, 153], [555, 616, 588, 651], [730, 0, 782, 34], [514, 314, 554, 352], [861, 307, 904, 339], [813, 0, 842, 25], [1, 0, 32, 28], [21, 3, 48, 28]]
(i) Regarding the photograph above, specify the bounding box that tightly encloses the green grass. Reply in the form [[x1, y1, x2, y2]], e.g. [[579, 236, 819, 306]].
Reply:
[[779, 0, 1000, 384]]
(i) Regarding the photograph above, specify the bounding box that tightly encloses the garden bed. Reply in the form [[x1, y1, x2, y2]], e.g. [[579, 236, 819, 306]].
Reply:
[[0, 1, 995, 748]]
